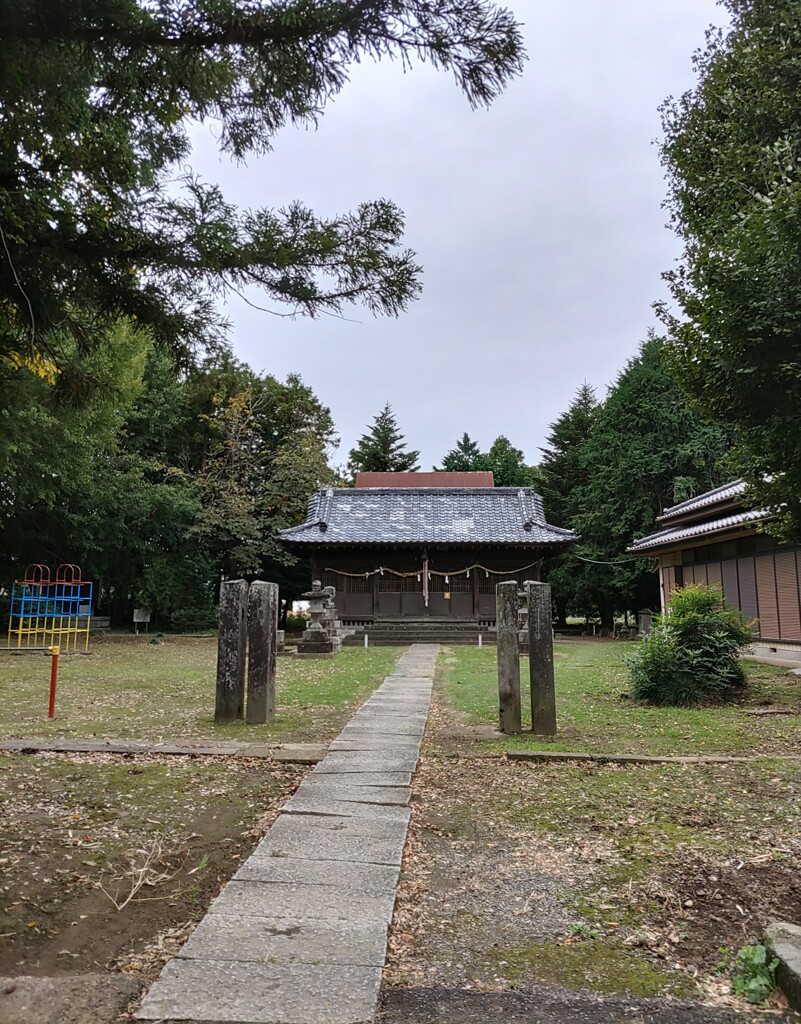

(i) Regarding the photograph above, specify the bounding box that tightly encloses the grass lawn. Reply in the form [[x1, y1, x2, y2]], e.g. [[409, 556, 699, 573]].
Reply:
[[438, 642, 801, 756], [0, 636, 400, 744]]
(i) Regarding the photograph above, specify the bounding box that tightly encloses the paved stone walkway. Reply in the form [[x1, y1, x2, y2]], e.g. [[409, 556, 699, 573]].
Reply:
[[136, 644, 438, 1024]]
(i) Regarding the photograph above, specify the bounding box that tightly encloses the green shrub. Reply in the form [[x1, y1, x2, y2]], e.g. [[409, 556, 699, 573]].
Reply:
[[625, 583, 754, 706], [285, 612, 308, 632], [170, 606, 218, 633]]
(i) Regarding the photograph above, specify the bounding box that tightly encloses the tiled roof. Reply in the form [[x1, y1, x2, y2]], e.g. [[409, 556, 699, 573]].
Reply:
[[658, 480, 748, 522], [278, 488, 577, 547], [628, 509, 772, 553]]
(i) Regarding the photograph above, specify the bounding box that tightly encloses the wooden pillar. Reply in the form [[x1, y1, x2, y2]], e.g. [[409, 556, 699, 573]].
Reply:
[[246, 581, 278, 724], [496, 581, 521, 734], [471, 567, 479, 620], [526, 580, 557, 736], [372, 565, 379, 620], [215, 579, 248, 724]]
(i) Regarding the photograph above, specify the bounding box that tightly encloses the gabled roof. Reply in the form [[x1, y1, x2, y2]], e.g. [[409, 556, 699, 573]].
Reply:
[[657, 480, 748, 523], [629, 478, 772, 554], [278, 487, 577, 548], [628, 509, 772, 553]]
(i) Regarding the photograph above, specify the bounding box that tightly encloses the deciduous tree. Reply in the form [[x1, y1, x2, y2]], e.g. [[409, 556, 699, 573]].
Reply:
[[659, 0, 801, 539], [434, 432, 535, 485]]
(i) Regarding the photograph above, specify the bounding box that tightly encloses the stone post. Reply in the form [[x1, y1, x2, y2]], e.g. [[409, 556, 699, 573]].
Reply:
[[496, 581, 522, 734], [215, 579, 248, 724], [246, 581, 278, 724], [526, 580, 557, 736]]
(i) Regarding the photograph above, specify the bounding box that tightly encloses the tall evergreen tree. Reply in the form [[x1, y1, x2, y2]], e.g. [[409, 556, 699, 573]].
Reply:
[[435, 433, 486, 472], [539, 383, 599, 627], [539, 383, 598, 528], [0, 1, 524, 377], [573, 336, 733, 628], [347, 403, 420, 476]]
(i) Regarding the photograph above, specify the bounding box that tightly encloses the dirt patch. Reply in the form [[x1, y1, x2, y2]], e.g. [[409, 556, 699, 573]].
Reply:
[[388, 755, 677, 995], [390, 702, 801, 1015], [663, 858, 801, 969], [0, 973, 140, 1024], [0, 751, 306, 983]]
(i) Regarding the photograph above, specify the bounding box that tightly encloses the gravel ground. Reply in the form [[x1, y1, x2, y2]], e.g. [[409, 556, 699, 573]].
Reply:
[[383, 682, 799, 1018], [379, 986, 792, 1024]]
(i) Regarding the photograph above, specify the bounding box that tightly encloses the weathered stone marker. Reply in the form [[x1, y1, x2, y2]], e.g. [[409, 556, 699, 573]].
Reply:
[[526, 580, 557, 735], [246, 581, 278, 724], [214, 579, 248, 724], [496, 581, 522, 734]]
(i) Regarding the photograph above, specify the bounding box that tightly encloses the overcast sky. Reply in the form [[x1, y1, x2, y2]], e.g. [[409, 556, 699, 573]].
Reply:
[[189, 0, 726, 470]]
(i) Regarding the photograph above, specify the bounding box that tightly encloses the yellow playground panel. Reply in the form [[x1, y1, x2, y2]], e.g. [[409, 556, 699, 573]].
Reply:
[[7, 563, 93, 653]]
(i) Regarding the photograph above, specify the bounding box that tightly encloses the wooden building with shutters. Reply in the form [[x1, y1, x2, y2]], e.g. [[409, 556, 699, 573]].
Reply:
[[278, 472, 576, 626], [629, 480, 801, 663]]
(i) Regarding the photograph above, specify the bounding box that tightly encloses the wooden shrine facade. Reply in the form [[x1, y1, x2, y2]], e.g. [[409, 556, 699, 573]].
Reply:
[[313, 547, 548, 624], [278, 479, 577, 625]]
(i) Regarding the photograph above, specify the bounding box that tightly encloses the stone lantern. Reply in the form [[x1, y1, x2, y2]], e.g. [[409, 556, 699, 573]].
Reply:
[[297, 580, 342, 655]]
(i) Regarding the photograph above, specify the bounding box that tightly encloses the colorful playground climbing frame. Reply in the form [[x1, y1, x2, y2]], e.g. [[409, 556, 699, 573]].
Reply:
[[7, 564, 93, 653]]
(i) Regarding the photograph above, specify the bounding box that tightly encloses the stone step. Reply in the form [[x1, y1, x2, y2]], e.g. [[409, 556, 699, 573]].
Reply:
[[359, 621, 491, 630], [344, 634, 497, 646]]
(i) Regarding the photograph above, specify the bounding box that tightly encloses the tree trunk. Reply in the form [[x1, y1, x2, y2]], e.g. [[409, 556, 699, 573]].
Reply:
[[599, 598, 614, 632]]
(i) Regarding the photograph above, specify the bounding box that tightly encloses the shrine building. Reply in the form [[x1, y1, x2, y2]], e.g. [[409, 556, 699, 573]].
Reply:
[[278, 472, 577, 627]]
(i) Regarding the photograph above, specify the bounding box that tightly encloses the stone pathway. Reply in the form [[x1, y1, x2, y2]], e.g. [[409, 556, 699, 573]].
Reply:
[[136, 644, 438, 1024]]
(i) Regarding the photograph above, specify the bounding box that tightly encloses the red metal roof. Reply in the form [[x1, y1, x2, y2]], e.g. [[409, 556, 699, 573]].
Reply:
[[355, 471, 494, 488]]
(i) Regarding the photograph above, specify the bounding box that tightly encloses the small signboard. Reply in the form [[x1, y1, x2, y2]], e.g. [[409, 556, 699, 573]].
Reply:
[[133, 607, 151, 635]]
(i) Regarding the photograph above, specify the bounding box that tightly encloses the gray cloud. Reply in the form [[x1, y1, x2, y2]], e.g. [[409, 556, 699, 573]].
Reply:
[[189, 0, 725, 469]]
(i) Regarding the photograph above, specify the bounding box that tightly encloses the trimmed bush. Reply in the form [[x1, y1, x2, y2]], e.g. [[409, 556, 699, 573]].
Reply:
[[285, 612, 308, 632], [625, 583, 754, 706], [170, 605, 218, 633]]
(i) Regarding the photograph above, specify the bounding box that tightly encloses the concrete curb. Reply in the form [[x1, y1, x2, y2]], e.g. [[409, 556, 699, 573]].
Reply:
[[420, 748, 801, 766], [505, 750, 801, 765], [765, 921, 801, 1011], [0, 738, 327, 764]]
